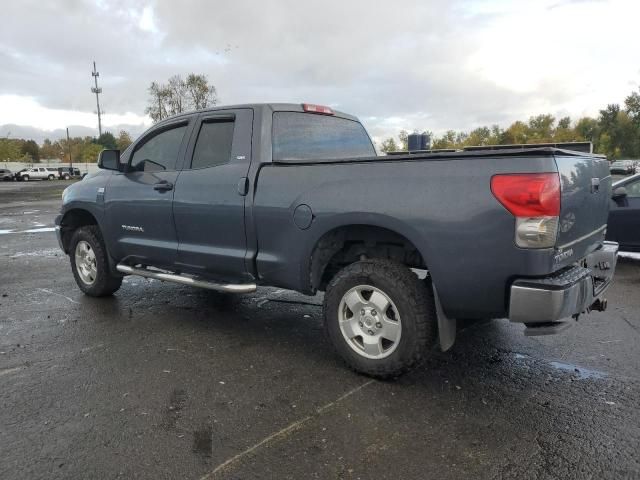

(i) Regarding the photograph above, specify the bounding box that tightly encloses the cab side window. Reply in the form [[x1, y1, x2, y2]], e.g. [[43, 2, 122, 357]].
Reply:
[[190, 120, 235, 169], [131, 124, 187, 172]]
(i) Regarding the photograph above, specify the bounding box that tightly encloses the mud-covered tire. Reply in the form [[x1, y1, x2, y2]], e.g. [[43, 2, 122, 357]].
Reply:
[[324, 259, 437, 379], [69, 225, 122, 297]]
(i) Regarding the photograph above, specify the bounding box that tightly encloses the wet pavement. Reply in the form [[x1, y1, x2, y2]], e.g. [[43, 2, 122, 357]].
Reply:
[[1, 181, 639, 479]]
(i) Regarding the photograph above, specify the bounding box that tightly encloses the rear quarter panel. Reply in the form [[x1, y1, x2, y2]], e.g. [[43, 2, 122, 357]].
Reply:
[[253, 155, 563, 319]]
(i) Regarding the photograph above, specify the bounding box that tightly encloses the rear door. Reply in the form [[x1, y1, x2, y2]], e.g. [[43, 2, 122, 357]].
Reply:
[[104, 118, 193, 268], [607, 176, 640, 249], [172, 108, 253, 281], [555, 154, 611, 260]]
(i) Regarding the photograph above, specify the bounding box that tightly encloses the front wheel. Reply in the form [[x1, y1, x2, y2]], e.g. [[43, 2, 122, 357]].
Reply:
[[69, 226, 122, 296], [64, 174, 70, 180], [22, 175, 29, 182], [324, 259, 437, 379]]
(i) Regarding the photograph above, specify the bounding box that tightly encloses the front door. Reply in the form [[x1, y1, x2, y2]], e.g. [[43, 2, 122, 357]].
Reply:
[[104, 119, 192, 268], [172, 109, 253, 281]]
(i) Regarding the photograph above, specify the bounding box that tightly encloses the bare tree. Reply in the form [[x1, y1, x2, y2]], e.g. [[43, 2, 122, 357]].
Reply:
[[186, 74, 218, 110], [145, 74, 218, 123], [145, 81, 169, 123]]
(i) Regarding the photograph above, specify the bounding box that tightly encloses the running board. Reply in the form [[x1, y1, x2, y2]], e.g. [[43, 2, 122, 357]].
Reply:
[[116, 264, 257, 293]]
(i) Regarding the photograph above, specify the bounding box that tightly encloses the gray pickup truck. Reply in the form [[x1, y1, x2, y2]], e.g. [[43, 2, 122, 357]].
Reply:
[[55, 103, 618, 378]]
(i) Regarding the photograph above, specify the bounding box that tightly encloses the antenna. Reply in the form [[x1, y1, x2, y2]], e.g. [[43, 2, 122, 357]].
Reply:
[[91, 61, 103, 136]]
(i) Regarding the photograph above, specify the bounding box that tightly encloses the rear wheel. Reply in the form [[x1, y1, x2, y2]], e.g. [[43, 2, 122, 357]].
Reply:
[[64, 174, 70, 180], [48, 174, 55, 180], [324, 259, 437, 379], [69, 226, 122, 296]]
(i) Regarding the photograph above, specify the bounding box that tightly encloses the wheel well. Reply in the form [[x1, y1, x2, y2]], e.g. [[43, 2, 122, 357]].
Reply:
[[60, 209, 98, 253], [310, 225, 426, 292]]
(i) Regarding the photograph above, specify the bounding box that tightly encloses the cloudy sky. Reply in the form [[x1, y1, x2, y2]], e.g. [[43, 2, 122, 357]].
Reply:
[[0, 0, 638, 144]]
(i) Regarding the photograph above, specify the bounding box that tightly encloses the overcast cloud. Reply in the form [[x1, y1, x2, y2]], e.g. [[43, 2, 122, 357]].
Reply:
[[0, 0, 639, 143]]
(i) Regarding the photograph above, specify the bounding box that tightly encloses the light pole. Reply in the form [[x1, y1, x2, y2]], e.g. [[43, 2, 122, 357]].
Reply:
[[91, 61, 103, 137]]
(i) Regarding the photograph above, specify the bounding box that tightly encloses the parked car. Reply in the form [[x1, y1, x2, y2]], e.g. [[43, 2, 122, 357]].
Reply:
[[0, 168, 13, 181], [16, 166, 59, 181], [610, 160, 636, 175], [57, 167, 82, 180], [55, 103, 618, 378], [606, 173, 640, 251]]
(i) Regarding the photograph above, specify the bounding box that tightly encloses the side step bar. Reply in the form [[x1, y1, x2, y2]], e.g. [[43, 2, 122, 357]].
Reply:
[[116, 264, 257, 293]]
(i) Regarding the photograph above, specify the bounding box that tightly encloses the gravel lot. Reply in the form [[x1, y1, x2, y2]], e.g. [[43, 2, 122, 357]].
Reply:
[[1, 180, 639, 479]]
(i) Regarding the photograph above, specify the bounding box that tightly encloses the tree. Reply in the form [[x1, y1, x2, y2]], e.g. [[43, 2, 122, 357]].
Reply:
[[96, 132, 117, 150], [380, 137, 399, 153], [20, 139, 40, 162], [185, 73, 218, 110], [40, 138, 64, 160], [145, 81, 169, 123], [81, 143, 103, 163], [398, 130, 409, 150], [0, 139, 21, 161], [116, 130, 133, 151], [145, 74, 219, 123]]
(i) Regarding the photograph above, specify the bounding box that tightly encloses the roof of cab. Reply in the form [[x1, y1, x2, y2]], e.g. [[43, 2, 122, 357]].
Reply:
[[155, 102, 359, 126]]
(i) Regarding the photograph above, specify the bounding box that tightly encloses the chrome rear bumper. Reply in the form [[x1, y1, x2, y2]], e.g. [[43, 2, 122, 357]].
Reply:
[[509, 242, 618, 324]]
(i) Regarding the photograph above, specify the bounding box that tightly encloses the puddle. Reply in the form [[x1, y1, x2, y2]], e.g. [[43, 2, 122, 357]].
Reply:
[[549, 361, 607, 380], [9, 248, 59, 258], [512, 353, 607, 380], [0, 227, 55, 235]]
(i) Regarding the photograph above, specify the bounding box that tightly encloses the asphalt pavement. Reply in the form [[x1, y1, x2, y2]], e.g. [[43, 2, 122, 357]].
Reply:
[[1, 180, 639, 479]]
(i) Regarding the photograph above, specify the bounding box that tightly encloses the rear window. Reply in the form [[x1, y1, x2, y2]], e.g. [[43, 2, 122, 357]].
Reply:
[[272, 112, 375, 161]]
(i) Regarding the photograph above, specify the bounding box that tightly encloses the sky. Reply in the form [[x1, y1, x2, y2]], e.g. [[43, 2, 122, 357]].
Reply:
[[0, 0, 639, 144]]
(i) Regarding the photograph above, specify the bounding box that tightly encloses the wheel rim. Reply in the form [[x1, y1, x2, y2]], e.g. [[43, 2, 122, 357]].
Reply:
[[75, 240, 97, 285], [338, 285, 402, 359]]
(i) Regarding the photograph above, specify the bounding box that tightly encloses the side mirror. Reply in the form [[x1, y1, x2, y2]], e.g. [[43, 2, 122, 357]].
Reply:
[[98, 149, 121, 171], [612, 186, 627, 199]]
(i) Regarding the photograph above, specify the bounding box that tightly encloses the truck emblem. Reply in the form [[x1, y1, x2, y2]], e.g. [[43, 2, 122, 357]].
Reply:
[[121, 225, 144, 233], [590, 178, 600, 193], [554, 248, 573, 263]]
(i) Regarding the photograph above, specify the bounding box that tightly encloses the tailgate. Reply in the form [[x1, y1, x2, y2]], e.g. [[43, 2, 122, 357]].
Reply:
[[555, 154, 611, 262]]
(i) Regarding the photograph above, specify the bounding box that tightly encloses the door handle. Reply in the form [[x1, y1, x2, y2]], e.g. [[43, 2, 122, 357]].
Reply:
[[153, 181, 173, 192]]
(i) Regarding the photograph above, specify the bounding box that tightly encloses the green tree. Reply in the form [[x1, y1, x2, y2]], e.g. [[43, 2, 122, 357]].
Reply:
[[0, 139, 21, 161], [82, 143, 103, 163], [20, 139, 40, 162], [380, 137, 399, 153], [116, 130, 133, 151], [96, 132, 117, 150]]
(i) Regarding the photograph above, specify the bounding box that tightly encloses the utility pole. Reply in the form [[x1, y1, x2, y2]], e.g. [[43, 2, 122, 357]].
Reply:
[[67, 127, 72, 169], [91, 61, 103, 137]]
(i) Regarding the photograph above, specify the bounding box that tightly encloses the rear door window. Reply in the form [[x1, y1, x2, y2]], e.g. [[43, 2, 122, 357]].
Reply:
[[189, 120, 235, 169], [272, 112, 375, 161]]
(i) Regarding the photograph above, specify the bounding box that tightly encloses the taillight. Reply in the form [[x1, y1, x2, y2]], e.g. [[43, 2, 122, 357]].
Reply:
[[491, 173, 560, 249], [302, 103, 334, 115]]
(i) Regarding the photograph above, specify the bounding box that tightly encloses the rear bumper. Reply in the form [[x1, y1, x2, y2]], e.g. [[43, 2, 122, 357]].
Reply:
[[509, 241, 618, 323]]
